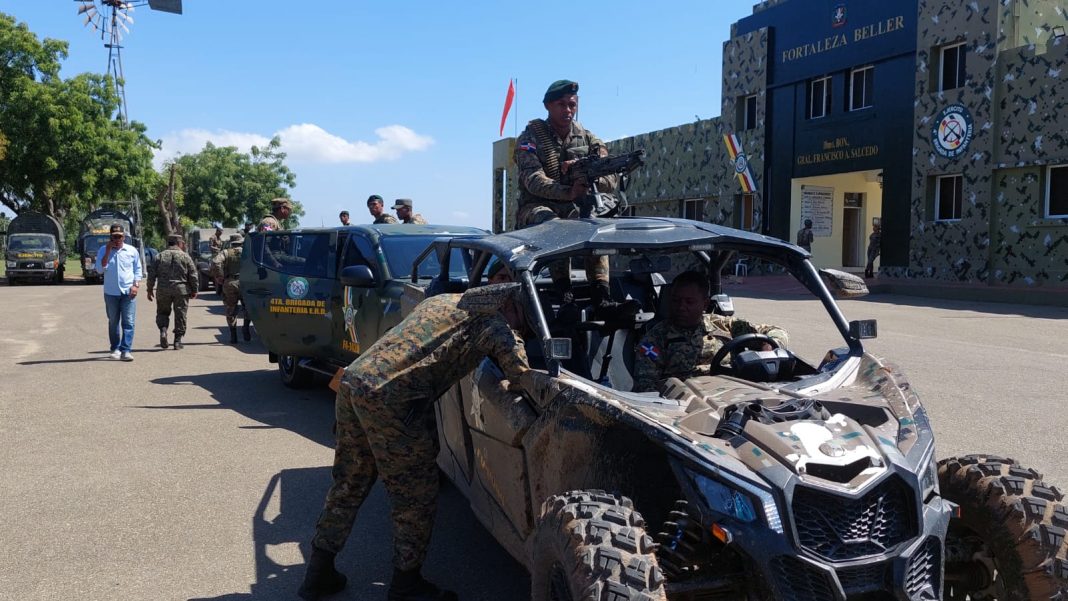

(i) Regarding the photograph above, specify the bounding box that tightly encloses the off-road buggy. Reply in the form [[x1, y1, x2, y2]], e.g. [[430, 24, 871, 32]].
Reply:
[[411, 217, 1067, 600]]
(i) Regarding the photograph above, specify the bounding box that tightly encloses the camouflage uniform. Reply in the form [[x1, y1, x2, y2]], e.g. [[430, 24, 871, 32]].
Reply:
[[373, 214, 399, 224], [514, 118, 616, 288], [209, 234, 224, 256], [210, 243, 247, 328], [401, 213, 428, 225], [312, 291, 529, 571], [865, 228, 882, 278], [633, 314, 789, 392], [148, 243, 198, 338], [258, 214, 282, 232]]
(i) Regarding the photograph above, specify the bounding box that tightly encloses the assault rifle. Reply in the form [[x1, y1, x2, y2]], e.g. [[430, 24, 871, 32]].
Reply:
[[567, 149, 645, 218]]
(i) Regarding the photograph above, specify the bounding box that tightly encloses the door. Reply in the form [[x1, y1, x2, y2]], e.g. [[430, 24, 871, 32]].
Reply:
[[241, 230, 338, 358], [337, 232, 396, 365], [842, 193, 864, 267]]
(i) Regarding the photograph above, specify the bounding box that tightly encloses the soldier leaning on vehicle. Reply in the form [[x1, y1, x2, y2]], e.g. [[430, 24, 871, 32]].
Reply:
[[210, 234, 250, 344], [258, 197, 293, 232], [393, 198, 427, 224], [300, 284, 531, 601], [147, 235, 198, 350]]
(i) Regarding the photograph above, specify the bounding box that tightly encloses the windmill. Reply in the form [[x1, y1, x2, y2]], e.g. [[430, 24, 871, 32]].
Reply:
[[74, 0, 182, 123]]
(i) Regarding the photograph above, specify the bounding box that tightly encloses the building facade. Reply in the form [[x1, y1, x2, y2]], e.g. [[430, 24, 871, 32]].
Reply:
[[492, 0, 1068, 289]]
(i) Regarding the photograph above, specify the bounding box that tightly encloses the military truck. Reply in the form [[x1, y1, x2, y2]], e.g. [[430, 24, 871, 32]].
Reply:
[[188, 227, 236, 292], [243, 223, 487, 387], [75, 208, 138, 284], [5, 211, 67, 285]]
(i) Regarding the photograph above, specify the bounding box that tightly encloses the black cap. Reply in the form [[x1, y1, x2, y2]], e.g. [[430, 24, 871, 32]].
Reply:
[[543, 79, 579, 103]]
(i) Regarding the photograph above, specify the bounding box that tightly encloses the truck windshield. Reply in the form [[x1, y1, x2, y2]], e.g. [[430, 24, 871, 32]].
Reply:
[[9, 234, 56, 252], [199, 241, 211, 255], [84, 235, 109, 255], [380, 236, 469, 280]]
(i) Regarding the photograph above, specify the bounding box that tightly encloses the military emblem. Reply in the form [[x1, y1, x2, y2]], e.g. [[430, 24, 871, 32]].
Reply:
[[640, 342, 660, 360], [932, 104, 974, 159], [832, 4, 847, 28], [287, 276, 310, 299], [734, 153, 749, 175]]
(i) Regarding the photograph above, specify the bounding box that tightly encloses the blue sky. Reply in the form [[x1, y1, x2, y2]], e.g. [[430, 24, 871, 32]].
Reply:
[[4, 1, 756, 229]]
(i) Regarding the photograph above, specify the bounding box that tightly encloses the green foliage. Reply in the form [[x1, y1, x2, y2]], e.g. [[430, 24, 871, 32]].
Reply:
[[0, 12, 159, 226], [170, 136, 300, 228]]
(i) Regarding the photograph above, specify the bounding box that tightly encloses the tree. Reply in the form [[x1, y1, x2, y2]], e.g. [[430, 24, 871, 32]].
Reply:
[[168, 136, 300, 229], [0, 13, 159, 222]]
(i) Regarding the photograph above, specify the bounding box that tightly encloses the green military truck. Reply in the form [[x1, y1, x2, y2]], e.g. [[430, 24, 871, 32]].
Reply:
[[5, 211, 67, 285], [75, 208, 138, 284], [243, 223, 486, 387], [187, 227, 236, 291]]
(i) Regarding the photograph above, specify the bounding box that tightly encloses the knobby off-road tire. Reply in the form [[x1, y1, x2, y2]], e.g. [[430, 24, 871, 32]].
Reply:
[[939, 454, 1068, 600], [531, 490, 667, 601]]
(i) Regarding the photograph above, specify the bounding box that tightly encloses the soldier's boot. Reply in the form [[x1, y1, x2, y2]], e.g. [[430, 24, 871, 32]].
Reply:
[[229, 326, 238, 344], [173, 336, 183, 350], [387, 567, 457, 601], [159, 328, 169, 349], [297, 547, 347, 601], [591, 282, 641, 321], [242, 320, 251, 341]]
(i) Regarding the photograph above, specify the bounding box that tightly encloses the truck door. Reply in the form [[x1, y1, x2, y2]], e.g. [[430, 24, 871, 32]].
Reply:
[[337, 232, 401, 364], [242, 230, 338, 358]]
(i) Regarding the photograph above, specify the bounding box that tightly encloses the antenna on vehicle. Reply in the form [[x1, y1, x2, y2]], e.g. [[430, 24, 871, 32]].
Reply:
[[74, 0, 183, 124]]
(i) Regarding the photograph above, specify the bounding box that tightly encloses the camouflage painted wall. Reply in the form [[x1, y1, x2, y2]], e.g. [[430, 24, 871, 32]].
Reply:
[[898, 0, 1068, 287]]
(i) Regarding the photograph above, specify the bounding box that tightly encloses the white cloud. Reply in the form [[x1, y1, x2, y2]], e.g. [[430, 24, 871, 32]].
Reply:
[[155, 123, 434, 167], [450, 210, 471, 221]]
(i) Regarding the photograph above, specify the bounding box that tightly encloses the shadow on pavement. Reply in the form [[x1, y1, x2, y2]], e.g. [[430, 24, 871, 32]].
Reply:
[[19, 347, 168, 365], [185, 468, 529, 600]]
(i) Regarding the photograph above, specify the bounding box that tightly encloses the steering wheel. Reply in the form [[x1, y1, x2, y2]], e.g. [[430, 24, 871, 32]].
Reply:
[[708, 333, 781, 375]]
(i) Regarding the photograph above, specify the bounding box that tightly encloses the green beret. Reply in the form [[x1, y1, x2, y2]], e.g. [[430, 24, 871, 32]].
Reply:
[[543, 79, 579, 103]]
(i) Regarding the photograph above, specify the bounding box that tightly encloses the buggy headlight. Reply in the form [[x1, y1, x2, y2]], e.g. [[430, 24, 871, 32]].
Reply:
[[919, 448, 939, 499], [693, 473, 758, 523]]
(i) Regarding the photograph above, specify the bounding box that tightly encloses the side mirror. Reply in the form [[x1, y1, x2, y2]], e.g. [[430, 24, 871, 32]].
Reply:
[[819, 268, 869, 298], [849, 319, 878, 339], [340, 264, 376, 287], [710, 293, 734, 316]]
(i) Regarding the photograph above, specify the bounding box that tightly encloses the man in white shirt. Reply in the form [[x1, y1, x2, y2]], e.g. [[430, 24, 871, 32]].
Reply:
[[95, 223, 144, 361]]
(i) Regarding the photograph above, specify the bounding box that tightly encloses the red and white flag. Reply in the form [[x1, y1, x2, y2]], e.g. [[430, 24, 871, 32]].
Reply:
[[499, 79, 515, 137]]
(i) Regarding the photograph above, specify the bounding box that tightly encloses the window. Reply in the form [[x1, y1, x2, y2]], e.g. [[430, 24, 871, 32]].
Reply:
[[742, 94, 758, 130], [257, 232, 333, 278], [939, 42, 967, 91], [736, 194, 755, 230], [848, 66, 874, 111], [380, 236, 470, 280], [808, 76, 832, 119], [619, 205, 637, 217], [1047, 165, 1068, 217], [681, 198, 705, 221], [935, 175, 964, 221]]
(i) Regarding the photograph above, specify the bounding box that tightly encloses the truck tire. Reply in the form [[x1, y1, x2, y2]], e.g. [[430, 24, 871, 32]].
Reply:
[[531, 490, 667, 601], [939, 454, 1068, 600], [279, 354, 314, 389]]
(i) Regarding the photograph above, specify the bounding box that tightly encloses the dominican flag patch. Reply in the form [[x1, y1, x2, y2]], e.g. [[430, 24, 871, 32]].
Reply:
[[519, 141, 537, 153], [640, 342, 660, 360]]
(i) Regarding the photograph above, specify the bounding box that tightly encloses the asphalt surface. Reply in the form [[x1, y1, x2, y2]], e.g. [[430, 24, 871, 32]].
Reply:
[[1, 280, 1065, 600]]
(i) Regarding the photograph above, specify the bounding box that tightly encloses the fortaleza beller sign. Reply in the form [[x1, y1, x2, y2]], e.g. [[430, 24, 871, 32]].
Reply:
[[932, 105, 974, 159], [780, 15, 906, 63]]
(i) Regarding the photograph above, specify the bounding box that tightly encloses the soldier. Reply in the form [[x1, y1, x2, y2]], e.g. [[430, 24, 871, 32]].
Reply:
[[299, 284, 531, 601], [259, 197, 293, 232], [147, 235, 199, 350], [514, 79, 633, 317], [865, 220, 882, 278], [633, 271, 789, 393], [797, 218, 814, 252], [209, 227, 225, 256], [393, 198, 427, 224], [339, 210, 351, 226], [211, 234, 250, 344], [368, 194, 398, 224]]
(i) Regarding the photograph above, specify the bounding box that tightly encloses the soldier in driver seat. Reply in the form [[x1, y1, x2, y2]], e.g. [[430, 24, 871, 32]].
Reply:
[[632, 271, 789, 393]]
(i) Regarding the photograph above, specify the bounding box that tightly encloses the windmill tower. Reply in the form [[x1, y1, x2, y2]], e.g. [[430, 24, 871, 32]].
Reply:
[[74, 0, 182, 124]]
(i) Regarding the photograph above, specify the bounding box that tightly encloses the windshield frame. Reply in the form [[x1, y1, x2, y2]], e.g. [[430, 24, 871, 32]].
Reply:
[[9, 234, 57, 252]]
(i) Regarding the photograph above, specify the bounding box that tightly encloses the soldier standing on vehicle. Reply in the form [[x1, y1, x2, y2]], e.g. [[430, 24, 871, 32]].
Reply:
[[299, 284, 531, 601], [209, 227, 225, 256], [368, 194, 398, 224], [258, 197, 293, 232], [633, 271, 789, 393], [339, 211, 350, 226], [147, 235, 198, 350], [393, 198, 427, 224], [797, 218, 814, 252], [211, 234, 250, 344], [513, 79, 634, 317]]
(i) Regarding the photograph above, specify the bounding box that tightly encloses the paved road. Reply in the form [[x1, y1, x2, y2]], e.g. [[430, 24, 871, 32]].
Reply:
[[0, 281, 1065, 600]]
